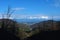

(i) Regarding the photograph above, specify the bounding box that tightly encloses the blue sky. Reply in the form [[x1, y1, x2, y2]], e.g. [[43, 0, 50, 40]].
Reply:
[[0, 0, 60, 19]]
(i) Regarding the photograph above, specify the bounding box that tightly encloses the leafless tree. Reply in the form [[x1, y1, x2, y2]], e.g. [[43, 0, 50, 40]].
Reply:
[[1, 6, 19, 35]]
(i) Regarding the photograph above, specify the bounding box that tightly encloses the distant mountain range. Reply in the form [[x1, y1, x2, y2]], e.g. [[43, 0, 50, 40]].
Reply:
[[14, 19, 48, 25], [13, 19, 60, 25]]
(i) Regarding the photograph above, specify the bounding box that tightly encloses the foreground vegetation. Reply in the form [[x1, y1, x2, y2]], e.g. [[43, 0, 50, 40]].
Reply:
[[0, 19, 60, 40]]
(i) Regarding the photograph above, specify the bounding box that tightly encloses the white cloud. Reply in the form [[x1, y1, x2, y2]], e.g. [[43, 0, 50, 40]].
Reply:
[[28, 16, 41, 19], [11, 14, 49, 19], [41, 16, 48, 19], [12, 7, 25, 11], [28, 16, 33, 19], [0, 13, 60, 20]]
